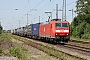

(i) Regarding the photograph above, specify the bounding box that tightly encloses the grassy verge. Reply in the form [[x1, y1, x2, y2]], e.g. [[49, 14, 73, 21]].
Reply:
[[0, 33, 12, 41], [3, 43, 29, 60], [70, 36, 90, 42], [8, 43, 29, 60], [0, 33, 31, 60]]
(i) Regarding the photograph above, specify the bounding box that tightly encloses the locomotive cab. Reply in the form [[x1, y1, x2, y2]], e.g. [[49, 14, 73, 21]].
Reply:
[[55, 22, 70, 42], [50, 19, 70, 43], [39, 19, 70, 43]]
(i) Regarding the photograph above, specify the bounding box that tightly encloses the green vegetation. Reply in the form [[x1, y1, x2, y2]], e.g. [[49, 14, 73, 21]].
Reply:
[[9, 47, 28, 60], [0, 47, 2, 53], [9, 48, 22, 58], [3, 42, 29, 60], [71, 36, 90, 42], [0, 33, 30, 60], [0, 33, 12, 41], [0, 25, 3, 34], [71, 0, 90, 41]]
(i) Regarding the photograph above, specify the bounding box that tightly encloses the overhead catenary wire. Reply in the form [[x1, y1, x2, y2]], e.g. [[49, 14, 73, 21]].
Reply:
[[18, 0, 77, 27], [40, 1, 76, 21], [18, 0, 45, 22], [33, 0, 45, 9], [20, 0, 76, 20], [34, 0, 55, 22], [66, 1, 76, 6]]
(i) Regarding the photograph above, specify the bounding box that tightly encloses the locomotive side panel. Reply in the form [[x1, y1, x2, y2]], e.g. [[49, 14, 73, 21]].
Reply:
[[39, 23, 51, 38], [39, 24, 44, 37]]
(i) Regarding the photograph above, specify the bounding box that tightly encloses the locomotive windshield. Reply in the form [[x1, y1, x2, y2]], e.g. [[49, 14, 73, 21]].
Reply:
[[62, 23, 68, 27], [55, 23, 68, 28], [55, 23, 61, 28]]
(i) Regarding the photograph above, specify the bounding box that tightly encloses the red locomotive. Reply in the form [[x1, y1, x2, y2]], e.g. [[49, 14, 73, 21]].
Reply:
[[39, 19, 70, 43]]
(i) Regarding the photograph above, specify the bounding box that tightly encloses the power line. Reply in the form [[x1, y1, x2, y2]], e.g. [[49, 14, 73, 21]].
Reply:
[[19, 0, 76, 26], [18, 0, 45, 22], [33, 0, 45, 9], [34, 0, 54, 19], [66, 1, 76, 6]]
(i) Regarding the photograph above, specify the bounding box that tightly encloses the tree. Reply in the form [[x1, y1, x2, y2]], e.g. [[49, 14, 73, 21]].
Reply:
[[76, 0, 88, 14], [71, 0, 90, 39], [0, 25, 3, 34]]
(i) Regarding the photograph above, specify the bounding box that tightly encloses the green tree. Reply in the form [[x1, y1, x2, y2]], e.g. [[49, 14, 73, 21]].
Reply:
[[71, 0, 90, 39], [0, 25, 3, 34], [75, 0, 90, 23], [76, 0, 88, 14]]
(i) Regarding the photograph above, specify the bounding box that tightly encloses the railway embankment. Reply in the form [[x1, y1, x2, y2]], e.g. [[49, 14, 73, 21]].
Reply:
[[0, 33, 90, 60], [0, 33, 59, 60]]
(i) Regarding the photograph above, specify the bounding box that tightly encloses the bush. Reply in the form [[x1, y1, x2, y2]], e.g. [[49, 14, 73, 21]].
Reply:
[[84, 23, 90, 34], [0, 25, 3, 34], [70, 25, 75, 36], [82, 34, 90, 39], [71, 22, 88, 38]]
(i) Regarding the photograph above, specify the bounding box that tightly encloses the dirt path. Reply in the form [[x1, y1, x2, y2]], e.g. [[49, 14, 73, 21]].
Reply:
[[0, 56, 18, 60]]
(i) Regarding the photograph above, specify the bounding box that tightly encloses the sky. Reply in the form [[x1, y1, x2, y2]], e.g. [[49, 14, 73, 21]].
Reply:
[[0, 0, 77, 30]]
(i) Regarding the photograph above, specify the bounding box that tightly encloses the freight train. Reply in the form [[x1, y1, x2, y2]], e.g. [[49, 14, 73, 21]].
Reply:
[[12, 19, 70, 43]]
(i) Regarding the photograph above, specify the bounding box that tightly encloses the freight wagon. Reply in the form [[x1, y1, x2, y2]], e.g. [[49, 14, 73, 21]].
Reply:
[[31, 23, 40, 39], [23, 25, 28, 37], [27, 24, 32, 38]]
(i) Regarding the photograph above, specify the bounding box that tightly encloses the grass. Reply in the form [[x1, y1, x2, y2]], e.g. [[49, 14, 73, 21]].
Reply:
[[9, 47, 22, 58], [0, 33, 12, 41], [70, 36, 90, 42], [3, 42, 30, 60], [0, 33, 31, 60], [0, 47, 2, 53], [10, 40, 30, 60]]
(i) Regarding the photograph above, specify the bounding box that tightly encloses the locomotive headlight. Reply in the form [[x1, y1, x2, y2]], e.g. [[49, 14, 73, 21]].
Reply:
[[64, 30, 69, 32], [56, 34, 57, 35], [67, 34, 68, 35]]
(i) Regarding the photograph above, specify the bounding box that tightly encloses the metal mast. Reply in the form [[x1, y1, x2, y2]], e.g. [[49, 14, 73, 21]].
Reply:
[[65, 0, 66, 20], [0, 22, 1, 26], [39, 16, 40, 23], [27, 13, 29, 26], [56, 4, 58, 19], [62, 0, 66, 21]]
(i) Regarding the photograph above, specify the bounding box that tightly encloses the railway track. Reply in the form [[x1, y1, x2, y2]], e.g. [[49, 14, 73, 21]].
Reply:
[[64, 43, 90, 53], [16, 38, 64, 60], [56, 43, 90, 60], [12, 35, 90, 60], [13, 36, 86, 60], [20, 39, 86, 60], [68, 40, 90, 49], [70, 40, 90, 44]]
